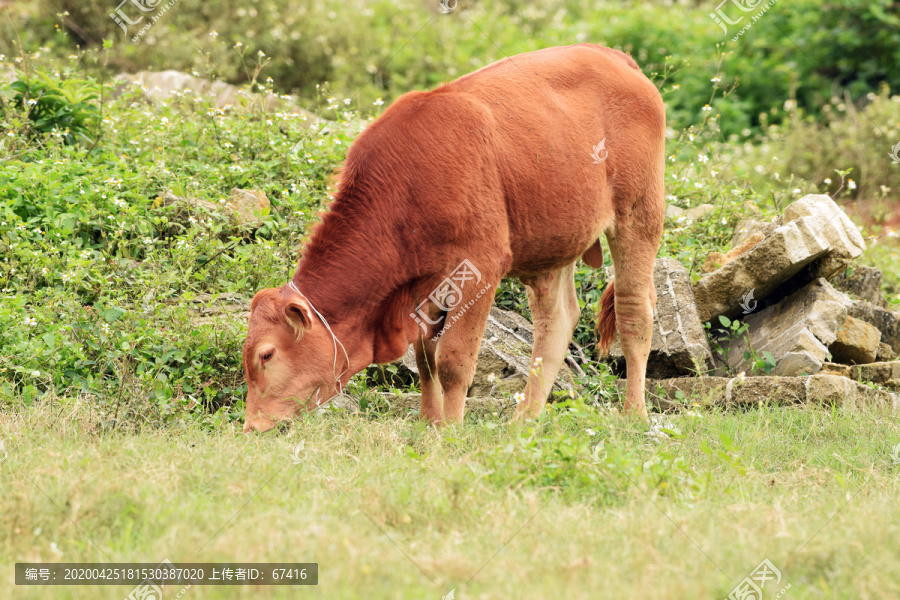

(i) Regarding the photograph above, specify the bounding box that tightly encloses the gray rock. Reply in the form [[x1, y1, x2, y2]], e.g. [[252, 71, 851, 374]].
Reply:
[[721, 278, 852, 376], [606, 258, 713, 378], [370, 306, 575, 397], [783, 194, 865, 279], [114, 70, 316, 118], [773, 347, 827, 377], [469, 307, 575, 396], [693, 216, 832, 323], [831, 265, 887, 308], [876, 342, 895, 362], [848, 301, 900, 354], [665, 205, 685, 220], [627, 374, 898, 410], [684, 203, 716, 221], [695, 196, 865, 324]]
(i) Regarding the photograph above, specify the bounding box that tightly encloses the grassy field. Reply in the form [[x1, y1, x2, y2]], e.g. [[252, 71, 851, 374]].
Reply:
[[3, 399, 900, 599], [3, 1, 900, 598]]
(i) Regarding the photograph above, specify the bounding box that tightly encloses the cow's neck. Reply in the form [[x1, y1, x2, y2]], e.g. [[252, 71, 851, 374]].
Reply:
[[291, 204, 417, 368]]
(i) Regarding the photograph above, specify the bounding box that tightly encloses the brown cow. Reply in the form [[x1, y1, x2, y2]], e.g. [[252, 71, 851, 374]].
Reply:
[[242, 43, 664, 432]]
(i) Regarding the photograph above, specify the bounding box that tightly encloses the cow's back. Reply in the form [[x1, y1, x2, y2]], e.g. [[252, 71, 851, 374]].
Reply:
[[340, 44, 664, 279], [440, 44, 664, 275]]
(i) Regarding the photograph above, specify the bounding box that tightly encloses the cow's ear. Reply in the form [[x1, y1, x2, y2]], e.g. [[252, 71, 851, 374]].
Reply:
[[284, 299, 314, 338]]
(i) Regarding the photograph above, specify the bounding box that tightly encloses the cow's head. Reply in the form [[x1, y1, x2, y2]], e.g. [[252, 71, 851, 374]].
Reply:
[[242, 284, 348, 433]]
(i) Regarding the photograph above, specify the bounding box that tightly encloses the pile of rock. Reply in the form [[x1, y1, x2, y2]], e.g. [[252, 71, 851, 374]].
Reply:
[[606, 194, 900, 409]]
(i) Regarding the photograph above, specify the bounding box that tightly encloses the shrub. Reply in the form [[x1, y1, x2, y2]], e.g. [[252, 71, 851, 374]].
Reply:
[[1, 0, 895, 137], [2, 69, 100, 144]]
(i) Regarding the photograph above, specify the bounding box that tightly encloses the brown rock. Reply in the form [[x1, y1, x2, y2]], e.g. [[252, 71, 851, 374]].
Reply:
[[804, 374, 859, 406], [820, 362, 851, 377], [848, 301, 900, 354], [226, 189, 270, 228], [829, 315, 881, 365], [732, 218, 779, 248], [727, 375, 807, 405], [848, 362, 900, 387], [701, 232, 765, 274]]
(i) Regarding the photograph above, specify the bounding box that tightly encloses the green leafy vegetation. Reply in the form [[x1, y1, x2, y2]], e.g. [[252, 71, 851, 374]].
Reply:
[[1, 26, 898, 422]]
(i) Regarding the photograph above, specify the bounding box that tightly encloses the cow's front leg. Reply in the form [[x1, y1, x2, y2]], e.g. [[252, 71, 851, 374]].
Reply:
[[414, 335, 443, 424], [433, 279, 497, 424]]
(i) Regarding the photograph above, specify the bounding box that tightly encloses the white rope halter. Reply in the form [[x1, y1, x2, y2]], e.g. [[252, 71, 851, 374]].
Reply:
[[288, 280, 350, 396]]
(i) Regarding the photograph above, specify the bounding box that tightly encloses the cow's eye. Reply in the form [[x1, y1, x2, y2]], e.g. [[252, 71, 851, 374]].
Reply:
[[260, 349, 275, 363]]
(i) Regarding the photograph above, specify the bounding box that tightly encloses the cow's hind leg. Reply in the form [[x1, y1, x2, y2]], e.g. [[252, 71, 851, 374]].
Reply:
[[515, 262, 580, 420], [414, 335, 443, 424], [606, 196, 663, 418]]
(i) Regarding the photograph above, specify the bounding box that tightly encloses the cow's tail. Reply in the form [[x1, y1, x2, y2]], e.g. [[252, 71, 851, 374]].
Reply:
[[596, 280, 617, 356]]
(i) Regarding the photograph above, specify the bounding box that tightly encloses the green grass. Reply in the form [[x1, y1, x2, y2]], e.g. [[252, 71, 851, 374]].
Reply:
[[2, 400, 900, 599]]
